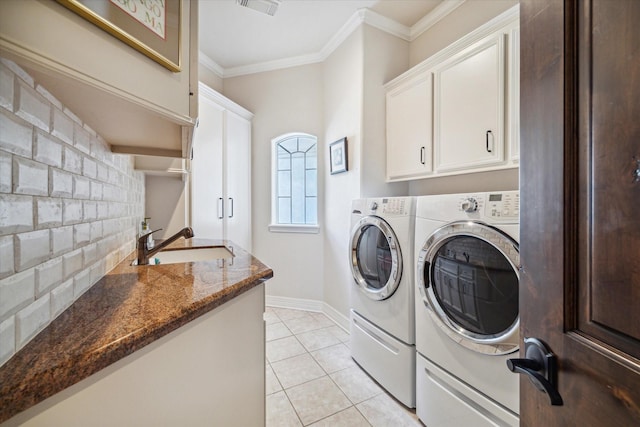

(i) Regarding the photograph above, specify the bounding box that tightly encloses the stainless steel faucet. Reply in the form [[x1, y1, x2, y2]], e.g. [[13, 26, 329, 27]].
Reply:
[[137, 227, 195, 265]]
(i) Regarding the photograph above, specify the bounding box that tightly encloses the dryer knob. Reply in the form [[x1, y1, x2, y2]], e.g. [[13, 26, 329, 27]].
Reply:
[[370, 202, 378, 211], [461, 198, 478, 213]]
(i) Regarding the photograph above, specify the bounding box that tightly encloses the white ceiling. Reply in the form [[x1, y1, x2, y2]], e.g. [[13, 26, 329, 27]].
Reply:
[[198, 0, 457, 77]]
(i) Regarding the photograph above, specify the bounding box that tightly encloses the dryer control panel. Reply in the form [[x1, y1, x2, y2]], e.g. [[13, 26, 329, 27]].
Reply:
[[380, 198, 407, 215]]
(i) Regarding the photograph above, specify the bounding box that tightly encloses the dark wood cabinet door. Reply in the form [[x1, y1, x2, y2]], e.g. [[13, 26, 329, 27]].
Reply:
[[519, 0, 640, 425]]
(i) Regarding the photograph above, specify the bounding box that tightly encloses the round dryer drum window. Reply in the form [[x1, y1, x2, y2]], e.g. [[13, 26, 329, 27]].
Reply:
[[418, 221, 519, 354], [350, 216, 402, 300]]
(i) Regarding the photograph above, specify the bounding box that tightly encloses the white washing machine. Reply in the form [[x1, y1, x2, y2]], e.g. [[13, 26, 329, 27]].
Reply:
[[349, 196, 416, 408], [414, 191, 520, 426]]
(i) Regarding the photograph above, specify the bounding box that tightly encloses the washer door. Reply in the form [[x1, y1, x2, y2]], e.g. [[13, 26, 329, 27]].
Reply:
[[417, 221, 519, 355], [350, 216, 402, 300]]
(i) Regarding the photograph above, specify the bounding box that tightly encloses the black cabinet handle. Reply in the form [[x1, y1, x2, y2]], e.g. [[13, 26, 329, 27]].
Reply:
[[228, 197, 234, 218], [507, 337, 563, 406], [420, 146, 426, 165], [486, 130, 493, 153]]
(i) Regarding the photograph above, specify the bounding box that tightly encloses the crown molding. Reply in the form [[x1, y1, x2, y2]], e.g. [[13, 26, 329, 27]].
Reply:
[[360, 9, 411, 41], [199, 0, 469, 78], [223, 52, 324, 78], [198, 52, 224, 78], [410, 0, 466, 40]]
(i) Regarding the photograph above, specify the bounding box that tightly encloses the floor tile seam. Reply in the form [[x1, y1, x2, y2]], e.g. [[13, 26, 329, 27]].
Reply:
[[281, 384, 320, 427]]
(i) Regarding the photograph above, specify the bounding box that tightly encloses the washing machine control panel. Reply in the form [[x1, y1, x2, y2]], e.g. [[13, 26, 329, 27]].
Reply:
[[484, 192, 519, 220], [457, 192, 519, 220]]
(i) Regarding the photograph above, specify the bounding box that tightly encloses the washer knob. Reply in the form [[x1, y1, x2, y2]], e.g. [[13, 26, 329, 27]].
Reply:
[[461, 198, 478, 213], [371, 202, 378, 211]]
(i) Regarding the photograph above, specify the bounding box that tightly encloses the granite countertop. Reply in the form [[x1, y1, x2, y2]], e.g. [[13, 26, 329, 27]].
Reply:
[[0, 238, 273, 423]]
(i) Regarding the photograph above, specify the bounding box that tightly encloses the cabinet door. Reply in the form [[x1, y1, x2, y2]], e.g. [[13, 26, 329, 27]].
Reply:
[[224, 111, 252, 251], [434, 34, 506, 172], [191, 98, 225, 239], [386, 72, 433, 181]]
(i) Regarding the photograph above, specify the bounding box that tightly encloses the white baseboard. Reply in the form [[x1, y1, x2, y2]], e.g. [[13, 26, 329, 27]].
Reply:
[[265, 295, 323, 312], [265, 296, 350, 332]]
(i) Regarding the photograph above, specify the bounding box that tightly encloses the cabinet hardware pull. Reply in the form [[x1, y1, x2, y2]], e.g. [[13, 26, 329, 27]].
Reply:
[[486, 130, 493, 153], [420, 146, 426, 165], [229, 198, 234, 218], [218, 197, 224, 219]]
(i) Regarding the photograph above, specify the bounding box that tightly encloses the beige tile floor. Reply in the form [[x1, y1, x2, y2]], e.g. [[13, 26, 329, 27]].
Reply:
[[265, 306, 423, 427]]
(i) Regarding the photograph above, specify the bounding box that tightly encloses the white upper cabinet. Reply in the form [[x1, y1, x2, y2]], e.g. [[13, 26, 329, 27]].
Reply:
[[0, 0, 198, 158], [386, 71, 433, 181], [434, 33, 505, 172], [385, 6, 519, 181]]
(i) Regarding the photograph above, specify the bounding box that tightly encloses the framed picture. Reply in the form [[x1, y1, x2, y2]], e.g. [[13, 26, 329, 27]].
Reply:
[[330, 137, 348, 175], [57, 0, 181, 72]]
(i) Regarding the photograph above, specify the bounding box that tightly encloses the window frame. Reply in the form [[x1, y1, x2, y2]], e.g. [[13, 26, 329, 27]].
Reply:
[[269, 133, 320, 234]]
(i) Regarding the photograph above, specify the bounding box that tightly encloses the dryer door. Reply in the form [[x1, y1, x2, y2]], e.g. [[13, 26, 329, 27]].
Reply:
[[417, 221, 519, 355], [350, 216, 402, 301]]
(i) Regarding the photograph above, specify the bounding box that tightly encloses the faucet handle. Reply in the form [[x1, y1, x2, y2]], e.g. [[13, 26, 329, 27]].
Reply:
[[141, 228, 162, 237]]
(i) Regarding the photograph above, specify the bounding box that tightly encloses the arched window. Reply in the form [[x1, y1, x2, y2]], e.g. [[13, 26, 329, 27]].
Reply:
[[269, 133, 319, 233]]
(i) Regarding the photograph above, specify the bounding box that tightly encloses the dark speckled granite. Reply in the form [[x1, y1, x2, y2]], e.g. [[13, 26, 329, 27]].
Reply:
[[0, 239, 272, 423]]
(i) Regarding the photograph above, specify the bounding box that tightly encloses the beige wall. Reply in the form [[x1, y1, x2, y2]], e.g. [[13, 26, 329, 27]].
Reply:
[[223, 64, 325, 303], [198, 64, 224, 93], [410, 0, 519, 66], [144, 175, 188, 240]]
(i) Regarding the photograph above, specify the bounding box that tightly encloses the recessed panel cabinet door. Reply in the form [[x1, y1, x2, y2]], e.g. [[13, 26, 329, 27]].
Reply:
[[519, 0, 640, 425], [386, 71, 433, 181], [224, 110, 252, 251], [191, 99, 225, 240], [435, 35, 505, 172]]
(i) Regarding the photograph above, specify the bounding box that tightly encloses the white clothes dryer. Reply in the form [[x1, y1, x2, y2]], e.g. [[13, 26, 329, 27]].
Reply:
[[414, 191, 520, 427], [349, 197, 416, 408]]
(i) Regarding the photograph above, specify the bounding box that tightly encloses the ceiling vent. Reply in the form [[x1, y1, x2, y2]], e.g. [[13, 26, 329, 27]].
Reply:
[[236, 0, 280, 16]]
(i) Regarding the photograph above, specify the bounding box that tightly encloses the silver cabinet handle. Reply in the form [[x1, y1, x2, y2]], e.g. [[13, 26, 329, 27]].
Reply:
[[420, 146, 426, 165], [217, 197, 224, 219], [486, 130, 494, 153], [228, 198, 234, 218]]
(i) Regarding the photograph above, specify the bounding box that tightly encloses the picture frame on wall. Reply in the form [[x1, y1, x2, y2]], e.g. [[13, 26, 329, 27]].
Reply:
[[56, 0, 182, 72], [330, 137, 348, 174]]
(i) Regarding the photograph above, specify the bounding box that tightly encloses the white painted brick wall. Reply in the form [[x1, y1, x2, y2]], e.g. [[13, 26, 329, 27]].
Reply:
[[50, 279, 74, 318], [0, 235, 14, 279], [36, 197, 62, 229], [16, 294, 50, 350], [16, 81, 50, 133], [0, 62, 14, 110], [0, 59, 145, 367], [0, 316, 15, 364], [15, 229, 50, 271], [34, 131, 63, 168], [0, 151, 12, 193], [14, 156, 49, 196]]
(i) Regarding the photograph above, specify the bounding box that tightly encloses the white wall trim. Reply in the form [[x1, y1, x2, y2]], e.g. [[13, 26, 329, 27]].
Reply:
[[410, 0, 466, 41], [359, 9, 411, 42], [265, 295, 323, 312], [321, 302, 350, 331], [265, 296, 350, 332], [198, 81, 253, 120], [198, 52, 224, 78], [198, 2, 464, 78]]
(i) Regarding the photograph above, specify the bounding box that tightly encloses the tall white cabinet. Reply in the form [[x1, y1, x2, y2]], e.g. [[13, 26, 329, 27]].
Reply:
[[191, 83, 253, 251]]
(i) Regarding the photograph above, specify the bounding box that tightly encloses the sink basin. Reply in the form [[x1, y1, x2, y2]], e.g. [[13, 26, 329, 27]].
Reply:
[[132, 247, 234, 265]]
